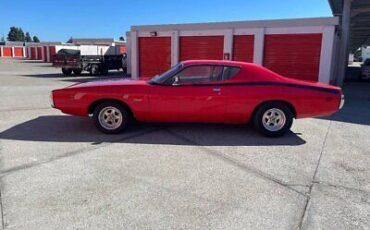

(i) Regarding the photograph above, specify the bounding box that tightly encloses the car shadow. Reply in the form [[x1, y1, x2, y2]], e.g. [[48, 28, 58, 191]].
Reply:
[[0, 116, 306, 146], [18, 60, 46, 64]]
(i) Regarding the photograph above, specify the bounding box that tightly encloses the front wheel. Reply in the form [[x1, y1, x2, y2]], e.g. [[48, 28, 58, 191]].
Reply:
[[89, 64, 100, 76], [93, 102, 130, 134], [253, 102, 294, 137]]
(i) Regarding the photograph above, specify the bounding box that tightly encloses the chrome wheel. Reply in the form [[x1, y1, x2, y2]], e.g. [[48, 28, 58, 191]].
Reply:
[[262, 108, 286, 132], [98, 106, 123, 130]]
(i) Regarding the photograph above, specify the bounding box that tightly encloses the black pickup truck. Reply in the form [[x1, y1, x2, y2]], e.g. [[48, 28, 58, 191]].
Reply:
[[53, 49, 127, 76]]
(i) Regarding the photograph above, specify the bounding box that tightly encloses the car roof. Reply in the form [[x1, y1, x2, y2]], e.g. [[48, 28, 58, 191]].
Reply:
[[181, 60, 255, 67]]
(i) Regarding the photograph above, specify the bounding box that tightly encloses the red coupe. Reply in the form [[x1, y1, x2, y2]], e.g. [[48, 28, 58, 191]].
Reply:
[[51, 60, 344, 137]]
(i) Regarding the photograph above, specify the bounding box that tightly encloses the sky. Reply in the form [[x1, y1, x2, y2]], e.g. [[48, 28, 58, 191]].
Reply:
[[0, 0, 332, 42]]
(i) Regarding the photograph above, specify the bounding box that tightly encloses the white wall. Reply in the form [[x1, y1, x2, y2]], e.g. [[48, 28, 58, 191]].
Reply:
[[54, 45, 121, 56]]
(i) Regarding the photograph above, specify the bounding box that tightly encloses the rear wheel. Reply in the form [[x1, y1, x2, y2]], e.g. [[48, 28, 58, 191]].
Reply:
[[253, 102, 294, 137], [73, 68, 82, 75], [89, 64, 100, 76], [62, 68, 72, 76], [93, 102, 130, 134]]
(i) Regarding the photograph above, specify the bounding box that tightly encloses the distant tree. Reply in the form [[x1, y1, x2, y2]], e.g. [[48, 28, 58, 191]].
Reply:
[[32, 35, 40, 43], [25, 32, 32, 42], [119, 36, 125, 41], [18, 27, 25, 41], [67, 37, 73, 43], [0, 36, 5, 42], [7, 27, 25, 41]]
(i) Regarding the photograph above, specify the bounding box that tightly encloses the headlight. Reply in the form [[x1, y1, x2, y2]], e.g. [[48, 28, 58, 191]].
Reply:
[[50, 92, 55, 108], [339, 94, 345, 110]]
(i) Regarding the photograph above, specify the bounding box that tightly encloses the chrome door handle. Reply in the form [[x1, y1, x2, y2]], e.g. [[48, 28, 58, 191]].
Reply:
[[213, 88, 221, 92]]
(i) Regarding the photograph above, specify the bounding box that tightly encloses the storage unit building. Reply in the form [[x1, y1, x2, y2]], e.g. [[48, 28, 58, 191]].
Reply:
[[0, 42, 26, 58], [127, 17, 338, 83], [13, 47, 24, 57], [2, 47, 13, 57], [24, 42, 62, 62], [30, 47, 37, 59]]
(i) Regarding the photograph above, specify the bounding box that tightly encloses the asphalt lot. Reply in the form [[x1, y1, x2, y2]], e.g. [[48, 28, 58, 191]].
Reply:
[[0, 58, 369, 230]]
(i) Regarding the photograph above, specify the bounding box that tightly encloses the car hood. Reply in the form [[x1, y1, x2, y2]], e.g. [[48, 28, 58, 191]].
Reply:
[[68, 78, 148, 88]]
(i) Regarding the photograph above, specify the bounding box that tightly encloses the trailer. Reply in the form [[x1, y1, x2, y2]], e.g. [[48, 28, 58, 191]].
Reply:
[[53, 45, 127, 76]]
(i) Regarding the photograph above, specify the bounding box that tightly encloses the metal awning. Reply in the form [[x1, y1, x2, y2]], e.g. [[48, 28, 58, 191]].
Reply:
[[329, 0, 370, 50]]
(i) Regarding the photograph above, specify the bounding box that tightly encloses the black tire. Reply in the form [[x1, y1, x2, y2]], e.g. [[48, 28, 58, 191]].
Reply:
[[62, 68, 72, 76], [90, 64, 100, 76], [100, 66, 109, 75], [93, 101, 130, 134], [73, 68, 82, 75], [360, 73, 370, 81], [253, 102, 294, 137]]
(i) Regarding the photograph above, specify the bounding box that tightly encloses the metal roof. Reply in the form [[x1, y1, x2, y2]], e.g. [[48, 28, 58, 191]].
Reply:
[[329, 0, 370, 49], [70, 38, 114, 45], [132, 17, 338, 31]]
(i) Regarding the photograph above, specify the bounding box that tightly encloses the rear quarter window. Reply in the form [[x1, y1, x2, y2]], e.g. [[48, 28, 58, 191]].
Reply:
[[223, 66, 240, 80]]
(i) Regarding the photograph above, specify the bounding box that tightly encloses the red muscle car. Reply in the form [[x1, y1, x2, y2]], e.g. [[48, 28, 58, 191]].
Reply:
[[51, 60, 344, 137]]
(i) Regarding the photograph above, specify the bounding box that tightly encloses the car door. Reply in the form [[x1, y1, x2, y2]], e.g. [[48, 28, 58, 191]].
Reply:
[[148, 65, 227, 123], [217, 65, 253, 123]]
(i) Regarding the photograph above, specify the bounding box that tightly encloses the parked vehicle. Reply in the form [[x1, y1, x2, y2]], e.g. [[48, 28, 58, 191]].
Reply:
[[361, 59, 370, 80], [51, 60, 344, 137], [52, 45, 127, 76]]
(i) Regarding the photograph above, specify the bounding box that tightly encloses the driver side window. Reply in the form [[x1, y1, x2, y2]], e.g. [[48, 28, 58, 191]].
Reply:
[[171, 65, 223, 85]]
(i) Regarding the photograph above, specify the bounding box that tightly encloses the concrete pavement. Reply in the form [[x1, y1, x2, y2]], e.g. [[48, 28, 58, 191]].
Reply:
[[0, 58, 369, 229]]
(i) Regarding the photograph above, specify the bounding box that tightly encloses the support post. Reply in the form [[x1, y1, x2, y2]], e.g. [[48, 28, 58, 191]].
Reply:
[[336, 0, 352, 86], [130, 31, 138, 79], [319, 26, 335, 83], [223, 29, 233, 60], [254, 28, 265, 65], [126, 32, 132, 76], [171, 30, 179, 66]]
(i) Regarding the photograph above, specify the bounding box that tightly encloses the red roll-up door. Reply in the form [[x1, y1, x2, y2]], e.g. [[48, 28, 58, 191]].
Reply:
[[14, 47, 24, 57], [37, 47, 43, 60], [31, 47, 36, 59], [139, 37, 171, 79], [263, 34, 322, 82], [179, 36, 224, 61], [43, 46, 48, 62], [49, 46, 56, 62], [233, 35, 254, 63], [3, 47, 12, 57]]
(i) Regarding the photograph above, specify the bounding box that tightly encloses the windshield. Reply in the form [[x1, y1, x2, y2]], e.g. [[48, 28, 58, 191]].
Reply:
[[149, 63, 183, 84]]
